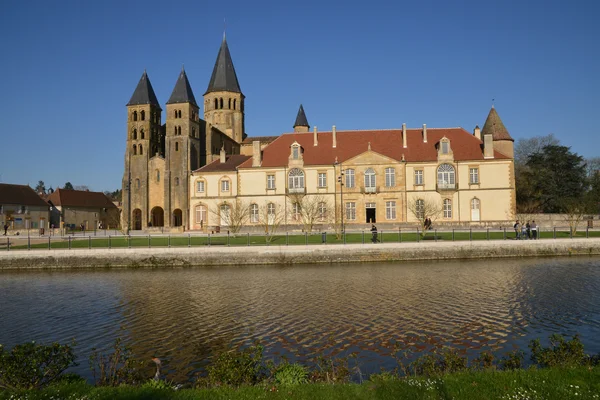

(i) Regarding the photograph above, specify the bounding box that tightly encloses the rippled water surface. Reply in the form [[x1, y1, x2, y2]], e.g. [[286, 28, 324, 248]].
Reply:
[[1, 257, 600, 381]]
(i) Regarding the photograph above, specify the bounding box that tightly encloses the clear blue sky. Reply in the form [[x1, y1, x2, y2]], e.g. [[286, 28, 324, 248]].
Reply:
[[1, 0, 598, 192]]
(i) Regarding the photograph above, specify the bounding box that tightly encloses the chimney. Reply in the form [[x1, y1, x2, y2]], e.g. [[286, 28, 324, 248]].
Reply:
[[252, 141, 261, 167], [474, 125, 481, 140], [402, 123, 407, 148], [332, 125, 337, 148], [313, 126, 318, 146], [219, 146, 226, 163], [423, 124, 428, 143], [483, 133, 494, 159]]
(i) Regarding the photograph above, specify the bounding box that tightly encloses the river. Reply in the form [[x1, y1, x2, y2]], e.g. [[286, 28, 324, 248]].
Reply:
[[1, 256, 599, 382]]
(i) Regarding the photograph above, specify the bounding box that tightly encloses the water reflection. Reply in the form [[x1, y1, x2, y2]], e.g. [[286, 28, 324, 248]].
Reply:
[[1, 257, 599, 382]]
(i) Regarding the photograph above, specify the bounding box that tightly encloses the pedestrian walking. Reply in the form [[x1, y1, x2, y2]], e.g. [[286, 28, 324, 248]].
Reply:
[[3, 223, 8, 236], [513, 220, 521, 240], [526, 221, 531, 239], [531, 220, 538, 240], [371, 224, 379, 243]]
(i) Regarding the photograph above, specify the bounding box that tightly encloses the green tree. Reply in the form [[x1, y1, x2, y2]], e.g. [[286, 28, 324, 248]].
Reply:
[[521, 145, 587, 213], [63, 182, 74, 190]]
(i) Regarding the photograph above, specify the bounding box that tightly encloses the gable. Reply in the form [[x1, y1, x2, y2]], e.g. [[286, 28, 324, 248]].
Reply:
[[344, 150, 399, 166]]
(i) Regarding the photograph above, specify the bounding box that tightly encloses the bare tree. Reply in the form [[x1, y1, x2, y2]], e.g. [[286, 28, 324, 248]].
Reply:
[[563, 199, 587, 236], [514, 134, 560, 167], [407, 197, 443, 236], [258, 202, 285, 243], [287, 194, 332, 233], [73, 185, 90, 191], [209, 200, 249, 234]]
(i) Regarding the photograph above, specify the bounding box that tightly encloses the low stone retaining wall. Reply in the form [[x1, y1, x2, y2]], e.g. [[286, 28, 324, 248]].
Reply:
[[0, 238, 599, 270]]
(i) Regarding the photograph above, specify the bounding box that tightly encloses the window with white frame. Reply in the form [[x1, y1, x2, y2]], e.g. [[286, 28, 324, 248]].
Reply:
[[220, 204, 230, 225], [292, 145, 300, 160], [318, 202, 327, 221], [386, 201, 396, 220], [345, 202, 356, 220], [267, 203, 276, 224], [364, 168, 376, 191], [385, 168, 395, 187], [267, 174, 275, 189], [288, 168, 305, 192], [443, 199, 452, 218], [196, 180, 205, 193], [221, 179, 230, 192], [345, 169, 355, 188], [469, 168, 479, 184], [318, 172, 327, 188], [441, 140, 449, 154], [416, 199, 425, 219], [292, 202, 301, 220], [437, 164, 455, 189], [195, 205, 207, 225], [415, 170, 424, 185], [250, 203, 259, 223]]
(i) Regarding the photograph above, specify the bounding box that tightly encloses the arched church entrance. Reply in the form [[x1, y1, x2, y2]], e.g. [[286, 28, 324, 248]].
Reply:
[[173, 209, 183, 227], [132, 209, 142, 230], [151, 207, 164, 227]]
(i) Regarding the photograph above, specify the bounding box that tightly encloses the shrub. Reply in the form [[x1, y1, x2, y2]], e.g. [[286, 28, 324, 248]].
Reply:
[[310, 355, 352, 383], [473, 351, 495, 370], [89, 338, 144, 386], [202, 343, 265, 387], [408, 348, 468, 377], [0, 340, 77, 390], [529, 334, 588, 368], [499, 350, 525, 370], [272, 362, 308, 386]]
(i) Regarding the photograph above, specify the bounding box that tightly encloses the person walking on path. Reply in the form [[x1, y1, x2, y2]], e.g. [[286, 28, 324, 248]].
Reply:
[[521, 222, 528, 240], [3, 223, 8, 236], [531, 220, 538, 240], [514, 220, 521, 240], [371, 224, 379, 243], [526, 221, 531, 239]]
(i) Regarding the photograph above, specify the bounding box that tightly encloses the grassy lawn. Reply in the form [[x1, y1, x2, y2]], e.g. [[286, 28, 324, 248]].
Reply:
[[6, 228, 600, 250], [2, 366, 598, 399]]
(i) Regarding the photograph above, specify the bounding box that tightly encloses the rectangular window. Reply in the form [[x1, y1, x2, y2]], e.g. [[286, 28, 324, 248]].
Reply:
[[221, 180, 230, 192], [415, 170, 423, 185], [443, 199, 452, 218], [318, 172, 327, 188], [441, 141, 449, 154], [250, 204, 259, 223], [292, 146, 299, 159], [345, 202, 356, 221], [196, 181, 205, 193], [385, 201, 396, 220], [345, 169, 355, 188], [385, 168, 395, 187], [267, 174, 275, 189], [469, 168, 479, 184], [293, 202, 301, 220]]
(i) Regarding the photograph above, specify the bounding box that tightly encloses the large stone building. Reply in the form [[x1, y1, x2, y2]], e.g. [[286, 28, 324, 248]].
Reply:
[[122, 36, 516, 232], [0, 183, 50, 231]]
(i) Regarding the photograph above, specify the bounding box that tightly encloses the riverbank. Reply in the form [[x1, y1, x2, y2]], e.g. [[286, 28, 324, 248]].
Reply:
[[2, 366, 599, 399], [0, 238, 599, 270]]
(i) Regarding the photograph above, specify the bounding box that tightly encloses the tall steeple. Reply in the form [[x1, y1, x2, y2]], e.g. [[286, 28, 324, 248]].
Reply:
[[205, 36, 242, 94], [167, 67, 198, 106], [127, 70, 161, 108], [293, 104, 310, 132]]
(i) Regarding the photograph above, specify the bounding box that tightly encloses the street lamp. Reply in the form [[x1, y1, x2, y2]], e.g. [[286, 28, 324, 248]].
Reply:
[[334, 161, 344, 234]]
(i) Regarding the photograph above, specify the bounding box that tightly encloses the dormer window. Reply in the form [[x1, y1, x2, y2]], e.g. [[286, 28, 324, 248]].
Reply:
[[439, 137, 451, 155], [292, 145, 300, 160], [442, 141, 449, 154]]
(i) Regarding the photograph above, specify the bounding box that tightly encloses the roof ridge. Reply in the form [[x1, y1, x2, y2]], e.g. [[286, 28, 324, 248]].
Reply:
[[281, 127, 465, 135]]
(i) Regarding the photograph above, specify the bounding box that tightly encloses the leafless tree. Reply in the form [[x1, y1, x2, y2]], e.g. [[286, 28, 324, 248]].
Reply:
[[258, 202, 285, 243], [563, 199, 587, 236], [287, 194, 332, 233], [73, 185, 90, 191], [210, 200, 249, 234], [407, 197, 443, 236]]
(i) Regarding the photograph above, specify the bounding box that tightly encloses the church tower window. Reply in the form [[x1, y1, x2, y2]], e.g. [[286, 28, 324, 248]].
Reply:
[[139, 144, 143, 155], [141, 110, 145, 121]]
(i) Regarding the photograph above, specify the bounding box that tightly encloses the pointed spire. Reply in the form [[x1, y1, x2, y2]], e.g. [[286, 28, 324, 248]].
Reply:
[[205, 36, 242, 94], [293, 104, 309, 128], [127, 70, 161, 108], [167, 67, 198, 106], [481, 106, 514, 142]]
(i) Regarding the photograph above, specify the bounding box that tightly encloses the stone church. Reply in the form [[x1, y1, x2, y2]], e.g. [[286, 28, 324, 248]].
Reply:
[[122, 36, 245, 230]]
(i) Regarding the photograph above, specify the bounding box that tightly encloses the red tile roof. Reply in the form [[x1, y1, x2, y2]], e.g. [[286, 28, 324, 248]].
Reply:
[[239, 128, 510, 168], [0, 183, 49, 207], [242, 136, 279, 144], [195, 154, 251, 173], [46, 189, 117, 209]]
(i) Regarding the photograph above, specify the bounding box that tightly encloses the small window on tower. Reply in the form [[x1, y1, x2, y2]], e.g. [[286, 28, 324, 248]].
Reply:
[[133, 111, 138, 121], [132, 144, 137, 155], [178, 110, 182, 118], [219, 98, 223, 109], [233, 99, 237, 110], [141, 110, 145, 121], [133, 129, 137, 140], [175, 177, 180, 186], [214, 98, 218, 109], [140, 129, 145, 140], [139, 144, 143, 155], [175, 142, 179, 151], [177, 126, 181, 135]]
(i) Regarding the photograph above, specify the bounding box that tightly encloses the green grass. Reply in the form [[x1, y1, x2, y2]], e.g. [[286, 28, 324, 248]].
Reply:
[[2, 366, 599, 399], [7, 228, 600, 250]]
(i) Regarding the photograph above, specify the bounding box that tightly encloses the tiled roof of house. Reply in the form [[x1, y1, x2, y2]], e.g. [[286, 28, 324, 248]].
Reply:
[[481, 106, 514, 142], [194, 155, 251, 173], [0, 183, 49, 207], [242, 136, 278, 144], [239, 128, 510, 168], [46, 189, 118, 209]]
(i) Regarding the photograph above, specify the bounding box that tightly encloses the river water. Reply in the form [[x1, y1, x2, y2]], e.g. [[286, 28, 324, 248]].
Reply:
[[1, 257, 599, 382]]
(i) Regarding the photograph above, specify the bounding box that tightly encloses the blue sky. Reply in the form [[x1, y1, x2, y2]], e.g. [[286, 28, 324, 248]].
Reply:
[[1, 0, 598, 192]]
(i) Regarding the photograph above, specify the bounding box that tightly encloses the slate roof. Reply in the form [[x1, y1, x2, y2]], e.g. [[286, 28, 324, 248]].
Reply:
[[127, 71, 161, 108], [167, 68, 198, 106], [46, 189, 117, 209], [205, 36, 242, 94], [0, 184, 49, 207], [194, 155, 251, 173], [239, 128, 510, 168], [481, 106, 514, 142], [293, 104, 309, 128]]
